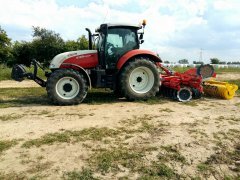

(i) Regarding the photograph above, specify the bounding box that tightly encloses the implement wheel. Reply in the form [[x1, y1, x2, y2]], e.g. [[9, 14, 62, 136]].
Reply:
[[177, 87, 192, 102]]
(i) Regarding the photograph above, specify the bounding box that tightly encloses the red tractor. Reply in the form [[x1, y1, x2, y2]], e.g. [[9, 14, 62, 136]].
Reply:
[[12, 21, 162, 105]]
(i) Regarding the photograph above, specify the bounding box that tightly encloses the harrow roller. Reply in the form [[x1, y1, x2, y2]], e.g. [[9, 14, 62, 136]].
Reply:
[[203, 80, 238, 100]]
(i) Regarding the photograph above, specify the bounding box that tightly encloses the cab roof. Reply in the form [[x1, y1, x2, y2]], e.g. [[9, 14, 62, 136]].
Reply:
[[96, 23, 141, 32]]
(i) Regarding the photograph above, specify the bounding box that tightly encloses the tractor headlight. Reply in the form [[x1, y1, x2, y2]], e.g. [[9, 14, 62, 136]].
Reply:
[[49, 64, 55, 69]]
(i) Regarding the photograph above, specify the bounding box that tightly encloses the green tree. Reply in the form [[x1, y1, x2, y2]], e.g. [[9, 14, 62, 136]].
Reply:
[[31, 26, 65, 66], [11, 41, 34, 66], [77, 35, 88, 50], [193, 61, 204, 65], [210, 58, 220, 64], [10, 27, 89, 67], [65, 40, 80, 51], [163, 60, 170, 64], [64, 35, 88, 51], [178, 59, 189, 64], [0, 26, 12, 64], [219, 61, 226, 64]]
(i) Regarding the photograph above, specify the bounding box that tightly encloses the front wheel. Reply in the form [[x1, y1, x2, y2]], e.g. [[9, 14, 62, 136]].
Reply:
[[46, 69, 88, 105], [120, 59, 160, 100]]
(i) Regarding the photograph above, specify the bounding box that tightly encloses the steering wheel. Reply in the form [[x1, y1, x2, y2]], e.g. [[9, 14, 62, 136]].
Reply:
[[106, 42, 115, 55], [106, 42, 114, 49]]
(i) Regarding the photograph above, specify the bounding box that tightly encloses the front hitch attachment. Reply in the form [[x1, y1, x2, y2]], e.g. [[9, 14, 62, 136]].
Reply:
[[11, 60, 47, 87], [11, 64, 27, 82]]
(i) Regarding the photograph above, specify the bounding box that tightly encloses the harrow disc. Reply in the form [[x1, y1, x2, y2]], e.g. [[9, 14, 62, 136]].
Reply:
[[191, 88, 202, 99], [160, 86, 177, 100]]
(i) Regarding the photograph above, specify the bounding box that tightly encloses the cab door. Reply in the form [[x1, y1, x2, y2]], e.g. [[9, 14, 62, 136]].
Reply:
[[105, 28, 139, 70]]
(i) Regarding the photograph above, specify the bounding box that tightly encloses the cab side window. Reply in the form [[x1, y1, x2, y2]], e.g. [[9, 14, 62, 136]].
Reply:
[[105, 28, 138, 69]]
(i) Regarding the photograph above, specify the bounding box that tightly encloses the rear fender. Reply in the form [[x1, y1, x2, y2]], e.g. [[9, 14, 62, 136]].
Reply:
[[117, 49, 162, 70], [59, 63, 91, 89]]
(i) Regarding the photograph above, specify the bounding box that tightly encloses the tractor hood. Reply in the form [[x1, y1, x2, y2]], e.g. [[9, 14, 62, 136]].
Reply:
[[49, 50, 97, 69]]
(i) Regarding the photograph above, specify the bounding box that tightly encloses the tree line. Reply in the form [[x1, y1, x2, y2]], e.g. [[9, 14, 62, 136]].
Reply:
[[0, 26, 88, 67], [1, 26, 240, 67]]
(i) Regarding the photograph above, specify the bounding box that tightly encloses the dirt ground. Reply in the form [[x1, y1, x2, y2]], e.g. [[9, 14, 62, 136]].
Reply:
[[0, 73, 239, 179]]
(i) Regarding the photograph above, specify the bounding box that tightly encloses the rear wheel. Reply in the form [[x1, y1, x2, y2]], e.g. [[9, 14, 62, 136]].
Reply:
[[120, 59, 160, 100], [46, 69, 88, 105]]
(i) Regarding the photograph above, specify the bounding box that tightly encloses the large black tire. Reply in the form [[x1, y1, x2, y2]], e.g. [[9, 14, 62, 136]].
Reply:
[[46, 69, 88, 105], [119, 59, 160, 100]]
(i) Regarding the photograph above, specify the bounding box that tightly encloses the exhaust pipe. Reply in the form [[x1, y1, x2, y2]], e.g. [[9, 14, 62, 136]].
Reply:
[[85, 28, 93, 50]]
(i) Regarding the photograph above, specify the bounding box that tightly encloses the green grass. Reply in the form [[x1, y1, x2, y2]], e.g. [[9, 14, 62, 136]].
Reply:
[[65, 113, 86, 118], [205, 142, 240, 173], [0, 140, 17, 153], [22, 120, 161, 148], [88, 146, 159, 175], [160, 145, 187, 164], [139, 162, 179, 179], [172, 66, 192, 73], [199, 129, 240, 178], [197, 163, 212, 173], [22, 127, 120, 148], [89, 147, 145, 173], [22, 132, 71, 148], [0, 87, 121, 108], [159, 108, 174, 113], [63, 168, 98, 180], [0, 171, 27, 180], [26, 161, 53, 174], [0, 114, 24, 121], [172, 66, 240, 73], [180, 100, 198, 107], [214, 68, 240, 73], [120, 114, 166, 135], [0, 87, 45, 99], [0, 87, 47, 108], [0, 64, 12, 81]]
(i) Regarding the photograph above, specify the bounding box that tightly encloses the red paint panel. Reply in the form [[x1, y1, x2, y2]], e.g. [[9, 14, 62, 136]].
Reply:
[[117, 49, 162, 70], [63, 53, 98, 69]]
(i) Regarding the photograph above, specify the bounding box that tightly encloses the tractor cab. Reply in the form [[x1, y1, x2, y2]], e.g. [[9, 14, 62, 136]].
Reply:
[[86, 22, 146, 70]]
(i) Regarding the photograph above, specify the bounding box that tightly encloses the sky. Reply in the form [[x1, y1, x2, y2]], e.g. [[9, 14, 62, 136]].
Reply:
[[0, 0, 240, 63]]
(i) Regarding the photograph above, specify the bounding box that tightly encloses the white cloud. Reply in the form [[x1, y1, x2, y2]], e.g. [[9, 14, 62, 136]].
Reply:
[[0, 0, 240, 62], [101, 0, 130, 7]]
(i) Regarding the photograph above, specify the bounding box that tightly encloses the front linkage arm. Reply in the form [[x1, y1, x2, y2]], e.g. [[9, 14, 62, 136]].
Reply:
[[11, 59, 49, 87]]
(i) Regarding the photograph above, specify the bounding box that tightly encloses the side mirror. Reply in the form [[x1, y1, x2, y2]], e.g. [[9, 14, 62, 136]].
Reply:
[[140, 40, 144, 44]]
